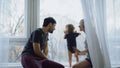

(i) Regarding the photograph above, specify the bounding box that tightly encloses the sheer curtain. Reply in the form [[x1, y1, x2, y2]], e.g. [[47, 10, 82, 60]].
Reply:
[[81, 0, 111, 68], [0, 33, 9, 67], [0, 0, 10, 67]]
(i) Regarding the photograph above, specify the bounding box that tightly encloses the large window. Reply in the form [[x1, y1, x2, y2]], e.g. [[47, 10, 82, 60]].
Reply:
[[1, 0, 120, 67], [40, 0, 85, 66], [0, 0, 25, 65]]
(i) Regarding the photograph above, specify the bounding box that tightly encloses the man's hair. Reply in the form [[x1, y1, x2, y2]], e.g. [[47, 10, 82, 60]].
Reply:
[[43, 17, 56, 27]]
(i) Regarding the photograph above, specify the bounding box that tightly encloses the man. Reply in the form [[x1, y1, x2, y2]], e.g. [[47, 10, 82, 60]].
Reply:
[[72, 19, 93, 68], [21, 17, 64, 68]]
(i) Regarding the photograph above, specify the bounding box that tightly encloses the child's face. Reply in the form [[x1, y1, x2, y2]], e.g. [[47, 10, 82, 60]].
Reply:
[[66, 27, 69, 31], [65, 26, 68, 32], [64, 27, 68, 34]]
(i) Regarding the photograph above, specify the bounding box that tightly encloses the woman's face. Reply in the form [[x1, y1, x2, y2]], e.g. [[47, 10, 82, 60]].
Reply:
[[79, 23, 84, 31]]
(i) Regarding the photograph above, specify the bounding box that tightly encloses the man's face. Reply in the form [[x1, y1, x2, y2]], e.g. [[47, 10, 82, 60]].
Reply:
[[48, 23, 56, 33]]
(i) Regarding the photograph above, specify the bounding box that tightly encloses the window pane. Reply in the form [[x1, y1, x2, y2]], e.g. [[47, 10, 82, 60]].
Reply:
[[106, 0, 120, 67], [8, 44, 24, 63], [40, 0, 84, 65], [0, 0, 25, 37]]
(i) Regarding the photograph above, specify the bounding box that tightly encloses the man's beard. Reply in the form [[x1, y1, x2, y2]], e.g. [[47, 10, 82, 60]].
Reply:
[[49, 31, 53, 33], [48, 29, 53, 33]]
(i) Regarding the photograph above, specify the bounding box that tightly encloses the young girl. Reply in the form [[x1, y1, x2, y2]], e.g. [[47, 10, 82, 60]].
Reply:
[[64, 24, 80, 67]]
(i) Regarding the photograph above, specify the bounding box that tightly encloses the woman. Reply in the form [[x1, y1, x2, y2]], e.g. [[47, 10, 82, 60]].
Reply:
[[72, 19, 93, 68]]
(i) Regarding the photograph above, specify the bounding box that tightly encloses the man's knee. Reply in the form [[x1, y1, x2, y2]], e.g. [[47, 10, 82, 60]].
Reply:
[[72, 65, 77, 68], [43, 60, 64, 68], [60, 64, 64, 68], [55, 62, 64, 68]]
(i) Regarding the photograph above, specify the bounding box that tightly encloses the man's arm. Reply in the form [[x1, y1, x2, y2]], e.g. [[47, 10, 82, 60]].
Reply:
[[43, 41, 48, 56], [33, 42, 47, 59]]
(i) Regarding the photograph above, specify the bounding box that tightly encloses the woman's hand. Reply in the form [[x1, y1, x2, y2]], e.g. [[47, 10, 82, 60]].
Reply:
[[78, 51, 87, 55]]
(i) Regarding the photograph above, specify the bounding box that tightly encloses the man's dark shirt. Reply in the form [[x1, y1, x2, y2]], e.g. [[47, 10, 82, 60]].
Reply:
[[21, 28, 48, 57]]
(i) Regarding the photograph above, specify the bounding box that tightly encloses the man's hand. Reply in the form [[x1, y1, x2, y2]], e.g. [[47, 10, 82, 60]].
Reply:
[[44, 42, 48, 56], [33, 43, 47, 59]]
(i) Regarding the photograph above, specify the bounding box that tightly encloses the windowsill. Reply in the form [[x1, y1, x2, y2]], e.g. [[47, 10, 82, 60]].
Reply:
[[0, 62, 120, 68], [0, 63, 22, 68], [112, 64, 120, 68]]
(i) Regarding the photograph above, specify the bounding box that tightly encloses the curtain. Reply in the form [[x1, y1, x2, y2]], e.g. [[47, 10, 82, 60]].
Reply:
[[0, 33, 9, 67], [0, 0, 10, 67], [81, 0, 111, 68]]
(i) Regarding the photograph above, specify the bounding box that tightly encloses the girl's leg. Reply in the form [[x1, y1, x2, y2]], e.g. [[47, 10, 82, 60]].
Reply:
[[74, 52, 79, 63], [68, 50, 72, 67]]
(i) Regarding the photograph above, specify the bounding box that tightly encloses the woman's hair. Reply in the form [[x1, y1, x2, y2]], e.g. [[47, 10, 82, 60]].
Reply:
[[80, 19, 84, 28], [80, 19, 85, 32], [66, 24, 75, 33]]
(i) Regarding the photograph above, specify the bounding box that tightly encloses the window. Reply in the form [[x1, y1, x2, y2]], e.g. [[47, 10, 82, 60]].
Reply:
[[0, 0, 26, 66], [0, 0, 25, 37], [106, 0, 120, 67], [8, 44, 24, 63], [40, 0, 84, 65]]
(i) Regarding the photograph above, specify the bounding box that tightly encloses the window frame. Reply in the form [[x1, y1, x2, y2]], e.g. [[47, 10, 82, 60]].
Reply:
[[10, 0, 40, 43], [0, 0, 40, 67]]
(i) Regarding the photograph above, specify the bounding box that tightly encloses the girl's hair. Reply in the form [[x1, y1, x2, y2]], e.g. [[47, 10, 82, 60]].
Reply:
[[66, 24, 75, 33]]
